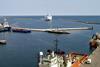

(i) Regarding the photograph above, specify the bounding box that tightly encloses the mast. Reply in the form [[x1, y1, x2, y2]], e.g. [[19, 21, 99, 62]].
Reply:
[[55, 38, 58, 52], [54, 34, 59, 52]]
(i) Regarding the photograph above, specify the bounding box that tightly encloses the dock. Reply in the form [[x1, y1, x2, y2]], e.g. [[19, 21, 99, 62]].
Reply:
[[81, 46, 100, 67], [12, 27, 93, 32]]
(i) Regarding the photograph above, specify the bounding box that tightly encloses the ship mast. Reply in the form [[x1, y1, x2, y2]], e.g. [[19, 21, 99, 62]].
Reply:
[[55, 38, 58, 52], [54, 34, 59, 52]]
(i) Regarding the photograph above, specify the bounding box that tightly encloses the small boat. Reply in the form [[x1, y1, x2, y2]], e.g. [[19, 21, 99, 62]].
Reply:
[[0, 40, 6, 44], [12, 28, 31, 33], [46, 28, 70, 34], [45, 14, 52, 21], [46, 30, 70, 34]]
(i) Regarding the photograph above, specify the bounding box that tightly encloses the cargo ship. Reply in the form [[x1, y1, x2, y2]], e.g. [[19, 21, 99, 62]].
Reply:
[[12, 28, 31, 33], [38, 50, 88, 67]]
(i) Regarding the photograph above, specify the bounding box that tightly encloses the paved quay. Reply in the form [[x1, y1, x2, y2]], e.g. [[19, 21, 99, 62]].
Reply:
[[81, 46, 100, 67]]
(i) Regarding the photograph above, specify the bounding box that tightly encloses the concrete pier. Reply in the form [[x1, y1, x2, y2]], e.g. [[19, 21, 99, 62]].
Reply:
[[81, 46, 100, 67], [12, 27, 93, 32]]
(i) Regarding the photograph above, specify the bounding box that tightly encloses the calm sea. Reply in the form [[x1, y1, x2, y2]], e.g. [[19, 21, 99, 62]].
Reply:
[[0, 16, 100, 67]]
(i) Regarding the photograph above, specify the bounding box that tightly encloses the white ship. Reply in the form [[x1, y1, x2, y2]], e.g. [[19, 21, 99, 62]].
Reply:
[[3, 18, 11, 31], [45, 14, 52, 21]]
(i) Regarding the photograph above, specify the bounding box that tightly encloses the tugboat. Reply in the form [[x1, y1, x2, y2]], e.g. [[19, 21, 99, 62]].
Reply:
[[45, 14, 52, 21], [3, 18, 11, 31]]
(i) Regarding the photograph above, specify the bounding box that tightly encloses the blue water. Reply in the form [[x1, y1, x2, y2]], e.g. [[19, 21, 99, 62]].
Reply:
[[0, 16, 100, 67]]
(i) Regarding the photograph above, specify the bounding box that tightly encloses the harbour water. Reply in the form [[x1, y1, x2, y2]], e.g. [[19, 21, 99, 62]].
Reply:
[[0, 16, 100, 67]]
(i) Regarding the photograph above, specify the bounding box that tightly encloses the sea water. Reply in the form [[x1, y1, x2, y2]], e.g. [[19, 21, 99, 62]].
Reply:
[[0, 16, 100, 67]]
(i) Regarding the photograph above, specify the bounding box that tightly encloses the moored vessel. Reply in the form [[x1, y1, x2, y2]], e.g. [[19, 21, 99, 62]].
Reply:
[[38, 50, 88, 67], [46, 30, 70, 34], [12, 28, 31, 33]]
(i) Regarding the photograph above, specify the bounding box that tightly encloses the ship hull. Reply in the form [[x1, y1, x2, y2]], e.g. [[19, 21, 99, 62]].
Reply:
[[0, 27, 11, 32], [12, 29, 31, 33], [46, 30, 70, 34], [4, 27, 11, 31]]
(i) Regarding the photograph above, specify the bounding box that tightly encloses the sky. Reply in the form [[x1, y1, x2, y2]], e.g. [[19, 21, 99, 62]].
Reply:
[[0, 0, 100, 16]]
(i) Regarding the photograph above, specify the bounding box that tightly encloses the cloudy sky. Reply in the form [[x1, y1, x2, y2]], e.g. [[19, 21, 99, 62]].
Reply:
[[0, 0, 100, 15]]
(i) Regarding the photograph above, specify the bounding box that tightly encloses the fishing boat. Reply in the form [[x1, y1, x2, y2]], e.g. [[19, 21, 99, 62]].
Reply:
[[45, 14, 52, 21], [38, 50, 88, 67], [38, 38, 88, 67], [12, 28, 31, 33]]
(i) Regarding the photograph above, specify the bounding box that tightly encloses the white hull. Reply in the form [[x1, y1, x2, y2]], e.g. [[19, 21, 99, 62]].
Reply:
[[45, 15, 52, 21]]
